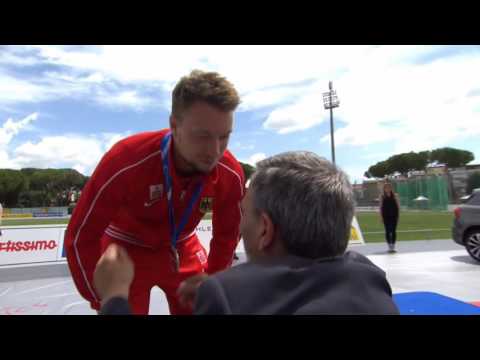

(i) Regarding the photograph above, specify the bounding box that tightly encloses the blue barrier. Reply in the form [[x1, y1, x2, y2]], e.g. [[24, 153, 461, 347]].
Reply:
[[33, 212, 66, 218], [394, 292, 480, 315]]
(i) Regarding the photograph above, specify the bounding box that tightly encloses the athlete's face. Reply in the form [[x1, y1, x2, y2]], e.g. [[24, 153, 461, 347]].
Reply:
[[170, 101, 233, 174]]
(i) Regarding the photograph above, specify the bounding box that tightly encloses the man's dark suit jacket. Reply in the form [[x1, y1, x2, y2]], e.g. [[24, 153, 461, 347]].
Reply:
[[100, 251, 399, 315], [194, 251, 399, 315]]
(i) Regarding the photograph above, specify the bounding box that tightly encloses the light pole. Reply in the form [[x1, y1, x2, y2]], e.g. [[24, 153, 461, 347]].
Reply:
[[323, 81, 340, 164]]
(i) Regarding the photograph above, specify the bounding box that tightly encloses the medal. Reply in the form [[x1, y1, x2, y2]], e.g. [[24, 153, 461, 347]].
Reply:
[[161, 132, 204, 273]]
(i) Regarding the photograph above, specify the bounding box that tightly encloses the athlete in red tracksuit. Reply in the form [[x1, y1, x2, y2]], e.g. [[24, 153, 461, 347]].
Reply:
[[65, 128, 245, 314]]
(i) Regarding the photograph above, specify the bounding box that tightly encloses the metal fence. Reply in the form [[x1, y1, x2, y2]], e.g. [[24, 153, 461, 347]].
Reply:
[[394, 176, 449, 211]]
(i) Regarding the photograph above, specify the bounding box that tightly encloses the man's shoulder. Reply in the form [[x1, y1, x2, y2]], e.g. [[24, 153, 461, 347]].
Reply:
[[116, 130, 168, 150], [218, 150, 242, 172], [201, 253, 397, 315], [208, 260, 291, 291], [215, 252, 386, 284], [338, 251, 391, 284], [209, 261, 260, 285], [216, 150, 244, 186], [108, 130, 168, 160]]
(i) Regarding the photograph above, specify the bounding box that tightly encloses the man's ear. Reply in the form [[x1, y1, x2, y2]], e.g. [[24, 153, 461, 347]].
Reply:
[[169, 115, 177, 135], [258, 212, 275, 251]]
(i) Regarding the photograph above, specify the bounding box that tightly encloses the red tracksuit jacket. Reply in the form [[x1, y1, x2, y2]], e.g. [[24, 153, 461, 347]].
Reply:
[[65, 129, 245, 308]]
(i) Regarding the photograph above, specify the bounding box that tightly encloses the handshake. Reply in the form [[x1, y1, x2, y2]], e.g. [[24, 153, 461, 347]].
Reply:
[[93, 244, 207, 314], [93, 243, 134, 308]]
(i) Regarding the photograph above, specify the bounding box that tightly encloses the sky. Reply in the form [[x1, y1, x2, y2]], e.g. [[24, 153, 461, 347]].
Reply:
[[1, 45, 480, 183]]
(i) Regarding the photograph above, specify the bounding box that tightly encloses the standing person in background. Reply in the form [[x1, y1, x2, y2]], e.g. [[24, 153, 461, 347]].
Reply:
[[380, 183, 400, 253]]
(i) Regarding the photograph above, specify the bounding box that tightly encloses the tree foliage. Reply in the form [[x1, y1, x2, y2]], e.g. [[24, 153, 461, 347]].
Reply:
[[239, 162, 256, 180], [0, 168, 88, 207], [365, 147, 474, 178]]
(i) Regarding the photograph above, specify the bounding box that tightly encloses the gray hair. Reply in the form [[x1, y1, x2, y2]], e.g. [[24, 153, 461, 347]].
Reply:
[[249, 151, 354, 259]]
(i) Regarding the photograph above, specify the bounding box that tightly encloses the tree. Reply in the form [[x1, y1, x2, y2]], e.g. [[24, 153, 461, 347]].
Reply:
[[0, 170, 26, 207], [367, 160, 391, 178], [430, 147, 474, 168], [29, 170, 55, 206], [17, 190, 47, 208], [365, 147, 474, 178], [389, 153, 411, 175], [467, 172, 480, 195], [0, 167, 89, 207], [239, 162, 256, 180], [411, 151, 430, 171], [63, 169, 86, 189]]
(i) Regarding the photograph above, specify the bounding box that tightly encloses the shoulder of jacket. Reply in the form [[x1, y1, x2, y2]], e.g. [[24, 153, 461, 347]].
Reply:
[[219, 150, 242, 170], [217, 151, 244, 181], [213, 262, 262, 286], [109, 130, 166, 160], [116, 130, 166, 149]]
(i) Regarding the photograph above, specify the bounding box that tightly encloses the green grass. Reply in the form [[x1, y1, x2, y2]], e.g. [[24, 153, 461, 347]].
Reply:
[[2, 213, 213, 226], [2, 218, 70, 226], [356, 211, 454, 243], [2, 211, 452, 243]]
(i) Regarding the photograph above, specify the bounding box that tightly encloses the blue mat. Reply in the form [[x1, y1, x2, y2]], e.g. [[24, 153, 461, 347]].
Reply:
[[393, 292, 480, 315]]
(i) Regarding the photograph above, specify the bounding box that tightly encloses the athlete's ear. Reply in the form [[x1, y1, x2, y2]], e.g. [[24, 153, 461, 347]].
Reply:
[[170, 115, 185, 139], [169, 115, 177, 135]]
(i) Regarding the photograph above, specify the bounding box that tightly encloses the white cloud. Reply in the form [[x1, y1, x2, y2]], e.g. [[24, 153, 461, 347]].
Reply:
[[244, 153, 267, 166], [84, 72, 105, 83], [0, 45, 53, 67], [1, 113, 129, 175], [29, 45, 210, 85], [2, 45, 480, 159], [0, 51, 39, 66], [231, 141, 255, 151], [1, 45, 368, 111], [13, 136, 104, 171], [239, 84, 309, 112], [43, 71, 106, 85], [341, 164, 369, 184], [0, 69, 98, 106], [0, 113, 38, 169], [95, 90, 154, 111], [0, 113, 38, 147], [263, 89, 326, 134], [0, 71, 52, 105], [336, 50, 480, 149], [11, 132, 130, 175]]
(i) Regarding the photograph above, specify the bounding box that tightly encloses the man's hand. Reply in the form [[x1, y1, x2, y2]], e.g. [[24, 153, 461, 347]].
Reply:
[[93, 243, 134, 307], [177, 273, 208, 310]]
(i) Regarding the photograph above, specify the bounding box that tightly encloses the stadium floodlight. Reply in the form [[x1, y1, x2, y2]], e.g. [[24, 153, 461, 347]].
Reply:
[[322, 81, 340, 164]]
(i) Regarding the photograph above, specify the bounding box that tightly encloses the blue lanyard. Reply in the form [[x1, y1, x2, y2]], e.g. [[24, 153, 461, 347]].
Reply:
[[161, 132, 204, 249]]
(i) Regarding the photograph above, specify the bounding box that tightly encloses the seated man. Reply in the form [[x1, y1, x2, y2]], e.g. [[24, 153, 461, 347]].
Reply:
[[96, 151, 399, 315], [185, 151, 399, 314]]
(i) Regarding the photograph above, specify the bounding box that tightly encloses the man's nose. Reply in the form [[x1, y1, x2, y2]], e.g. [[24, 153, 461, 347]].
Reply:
[[207, 138, 221, 157]]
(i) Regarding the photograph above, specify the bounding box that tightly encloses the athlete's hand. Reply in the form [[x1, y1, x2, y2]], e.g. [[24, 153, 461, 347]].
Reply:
[[94, 243, 134, 306], [177, 273, 208, 310]]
